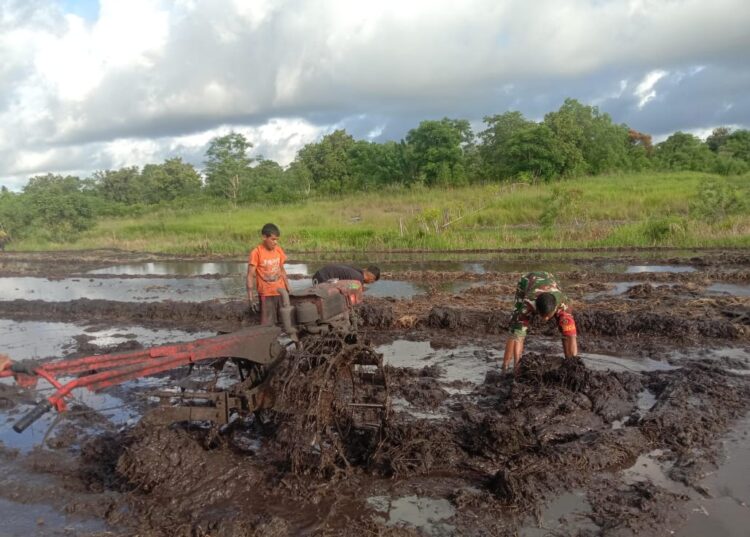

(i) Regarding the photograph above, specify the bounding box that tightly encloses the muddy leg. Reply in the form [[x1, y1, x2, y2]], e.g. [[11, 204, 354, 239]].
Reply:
[[503, 338, 524, 374]]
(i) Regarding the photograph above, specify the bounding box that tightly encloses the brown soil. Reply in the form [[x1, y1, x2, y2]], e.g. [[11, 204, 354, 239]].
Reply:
[[0, 248, 748, 536]]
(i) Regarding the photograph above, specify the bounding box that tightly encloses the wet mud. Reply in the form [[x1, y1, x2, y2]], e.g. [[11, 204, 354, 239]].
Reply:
[[0, 248, 748, 536]]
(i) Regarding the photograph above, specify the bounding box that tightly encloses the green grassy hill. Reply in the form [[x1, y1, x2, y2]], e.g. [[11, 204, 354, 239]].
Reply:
[[16, 172, 750, 254]]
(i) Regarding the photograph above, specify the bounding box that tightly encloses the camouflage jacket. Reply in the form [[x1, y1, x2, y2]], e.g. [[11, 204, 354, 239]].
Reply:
[[509, 271, 572, 338]]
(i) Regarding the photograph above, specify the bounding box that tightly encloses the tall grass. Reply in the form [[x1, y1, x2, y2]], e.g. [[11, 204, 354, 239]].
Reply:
[[14, 171, 750, 254]]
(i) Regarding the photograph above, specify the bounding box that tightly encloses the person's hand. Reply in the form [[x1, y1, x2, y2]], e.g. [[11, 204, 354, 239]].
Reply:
[[248, 294, 259, 313]]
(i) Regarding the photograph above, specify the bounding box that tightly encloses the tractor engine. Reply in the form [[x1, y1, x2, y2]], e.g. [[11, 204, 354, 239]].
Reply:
[[279, 279, 363, 342]]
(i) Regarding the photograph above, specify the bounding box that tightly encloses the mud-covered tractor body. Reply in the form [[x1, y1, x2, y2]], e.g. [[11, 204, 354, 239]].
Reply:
[[1, 280, 389, 437]]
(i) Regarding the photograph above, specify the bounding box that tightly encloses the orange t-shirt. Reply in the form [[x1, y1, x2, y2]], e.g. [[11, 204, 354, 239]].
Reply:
[[249, 244, 287, 296]]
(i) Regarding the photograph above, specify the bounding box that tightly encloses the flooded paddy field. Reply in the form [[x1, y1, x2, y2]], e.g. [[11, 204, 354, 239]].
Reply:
[[0, 248, 748, 536]]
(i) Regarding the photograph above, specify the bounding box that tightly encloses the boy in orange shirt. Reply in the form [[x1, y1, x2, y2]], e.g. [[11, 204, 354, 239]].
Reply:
[[247, 223, 289, 325]]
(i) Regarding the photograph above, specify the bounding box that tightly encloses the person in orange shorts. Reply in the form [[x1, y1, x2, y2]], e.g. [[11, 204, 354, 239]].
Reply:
[[246, 223, 289, 326]]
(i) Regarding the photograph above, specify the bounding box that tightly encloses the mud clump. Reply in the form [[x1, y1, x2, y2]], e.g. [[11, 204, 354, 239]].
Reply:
[[0, 298, 254, 330], [372, 419, 464, 477], [639, 361, 750, 487], [584, 480, 688, 537], [356, 301, 395, 328], [386, 364, 449, 409], [491, 428, 646, 508], [642, 362, 750, 455], [264, 334, 388, 477]]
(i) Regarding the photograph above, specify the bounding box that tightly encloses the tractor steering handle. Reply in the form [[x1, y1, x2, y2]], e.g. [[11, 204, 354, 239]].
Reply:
[[13, 400, 52, 433]]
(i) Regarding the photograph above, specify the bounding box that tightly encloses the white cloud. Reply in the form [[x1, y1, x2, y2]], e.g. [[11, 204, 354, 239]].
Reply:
[[1, 0, 750, 188], [634, 70, 668, 109]]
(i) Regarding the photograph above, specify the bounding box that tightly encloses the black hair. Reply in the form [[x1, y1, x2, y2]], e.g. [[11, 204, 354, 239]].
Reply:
[[261, 223, 280, 237], [535, 292, 557, 317], [366, 265, 381, 281]]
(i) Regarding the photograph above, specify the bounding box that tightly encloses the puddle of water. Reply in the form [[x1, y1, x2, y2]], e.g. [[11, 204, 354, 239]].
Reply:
[[669, 347, 750, 370], [707, 283, 750, 297], [585, 281, 678, 299], [366, 280, 423, 299], [0, 386, 141, 452], [0, 276, 313, 302], [675, 416, 750, 537], [367, 495, 455, 536], [89, 261, 309, 276], [0, 497, 107, 536], [376, 340, 501, 385], [625, 265, 697, 273], [368, 279, 481, 298], [580, 353, 678, 373], [0, 275, 445, 302], [0, 319, 214, 361], [0, 321, 215, 451], [622, 450, 693, 496], [519, 490, 597, 537]]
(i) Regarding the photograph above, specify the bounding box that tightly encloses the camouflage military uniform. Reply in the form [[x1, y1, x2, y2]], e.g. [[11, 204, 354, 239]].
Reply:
[[509, 271, 577, 339]]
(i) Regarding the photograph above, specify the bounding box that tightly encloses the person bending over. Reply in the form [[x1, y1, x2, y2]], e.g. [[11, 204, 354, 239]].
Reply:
[[502, 271, 578, 373], [312, 264, 380, 286]]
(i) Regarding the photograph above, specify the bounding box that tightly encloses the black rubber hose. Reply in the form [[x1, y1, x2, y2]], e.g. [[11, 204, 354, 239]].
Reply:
[[13, 400, 52, 433]]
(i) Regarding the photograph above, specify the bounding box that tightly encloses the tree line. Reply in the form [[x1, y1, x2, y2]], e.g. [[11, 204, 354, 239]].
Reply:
[[1, 98, 749, 242]]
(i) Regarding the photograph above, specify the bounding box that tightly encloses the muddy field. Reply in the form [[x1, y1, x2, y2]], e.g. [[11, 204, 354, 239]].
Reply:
[[0, 249, 748, 536]]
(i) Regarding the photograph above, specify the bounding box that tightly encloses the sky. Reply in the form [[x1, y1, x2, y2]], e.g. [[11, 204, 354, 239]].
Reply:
[[1, 0, 749, 190]]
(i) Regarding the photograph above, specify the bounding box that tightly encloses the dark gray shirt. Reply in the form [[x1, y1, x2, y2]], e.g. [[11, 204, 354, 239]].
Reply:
[[312, 264, 364, 284]]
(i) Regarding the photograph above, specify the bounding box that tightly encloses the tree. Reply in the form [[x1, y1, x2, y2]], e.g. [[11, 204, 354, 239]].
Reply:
[[478, 111, 534, 181], [627, 129, 654, 171], [22, 174, 94, 241], [654, 132, 716, 171], [296, 130, 356, 194], [349, 140, 413, 188], [92, 166, 141, 204], [140, 158, 202, 203], [405, 118, 470, 186], [505, 124, 567, 181], [706, 127, 731, 153], [720, 129, 750, 163], [204, 132, 254, 204], [544, 98, 631, 175], [242, 158, 297, 203]]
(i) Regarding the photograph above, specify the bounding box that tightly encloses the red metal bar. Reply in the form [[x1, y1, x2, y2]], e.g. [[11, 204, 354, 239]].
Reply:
[[5, 325, 283, 428]]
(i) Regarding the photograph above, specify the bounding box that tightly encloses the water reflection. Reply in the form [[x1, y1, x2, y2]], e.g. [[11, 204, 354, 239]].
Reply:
[[367, 495, 455, 536], [625, 265, 697, 273], [89, 261, 309, 276], [376, 340, 501, 384], [706, 283, 750, 297], [0, 276, 311, 302], [0, 319, 215, 361]]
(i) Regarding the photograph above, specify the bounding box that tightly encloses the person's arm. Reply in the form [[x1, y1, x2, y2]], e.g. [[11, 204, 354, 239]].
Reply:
[[0, 353, 10, 371], [247, 248, 260, 303], [562, 335, 578, 358], [556, 309, 578, 358], [247, 264, 258, 302]]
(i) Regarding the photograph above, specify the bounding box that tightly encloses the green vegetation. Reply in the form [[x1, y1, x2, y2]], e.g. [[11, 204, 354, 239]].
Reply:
[[2, 97, 749, 251], [13, 172, 750, 254]]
